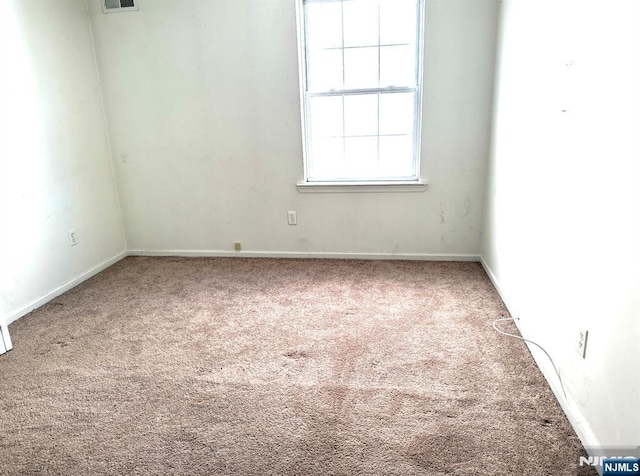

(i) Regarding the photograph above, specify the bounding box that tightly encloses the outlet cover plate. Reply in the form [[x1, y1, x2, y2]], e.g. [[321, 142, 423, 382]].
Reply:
[[577, 329, 588, 359]]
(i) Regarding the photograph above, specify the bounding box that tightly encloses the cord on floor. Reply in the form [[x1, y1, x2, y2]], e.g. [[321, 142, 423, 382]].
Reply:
[[492, 316, 568, 400]]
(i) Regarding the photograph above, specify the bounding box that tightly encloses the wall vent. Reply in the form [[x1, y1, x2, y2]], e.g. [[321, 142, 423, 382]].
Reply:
[[103, 0, 139, 13]]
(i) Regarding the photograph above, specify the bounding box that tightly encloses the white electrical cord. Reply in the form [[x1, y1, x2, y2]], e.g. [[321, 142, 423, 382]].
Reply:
[[492, 316, 568, 400]]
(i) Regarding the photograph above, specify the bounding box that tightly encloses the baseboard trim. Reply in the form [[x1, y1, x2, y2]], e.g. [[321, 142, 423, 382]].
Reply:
[[479, 256, 519, 317], [3, 251, 128, 326], [128, 249, 481, 262], [479, 256, 602, 461]]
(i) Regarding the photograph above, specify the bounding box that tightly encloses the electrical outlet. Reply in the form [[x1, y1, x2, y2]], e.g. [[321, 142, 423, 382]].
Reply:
[[287, 211, 297, 225], [577, 329, 588, 359], [234, 242, 241, 251], [68, 229, 78, 246]]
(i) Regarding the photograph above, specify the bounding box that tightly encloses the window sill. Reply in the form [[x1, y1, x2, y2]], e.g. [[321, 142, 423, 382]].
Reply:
[[297, 181, 428, 193]]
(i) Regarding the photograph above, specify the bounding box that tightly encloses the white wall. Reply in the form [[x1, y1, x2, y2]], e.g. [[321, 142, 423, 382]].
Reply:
[[483, 0, 640, 450], [0, 0, 126, 323], [88, 0, 499, 257]]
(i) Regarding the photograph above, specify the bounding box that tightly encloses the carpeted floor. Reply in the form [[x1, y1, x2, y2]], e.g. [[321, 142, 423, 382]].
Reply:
[[0, 257, 593, 475]]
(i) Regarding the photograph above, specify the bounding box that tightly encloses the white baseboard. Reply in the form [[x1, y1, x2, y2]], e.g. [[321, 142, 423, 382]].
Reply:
[[479, 256, 519, 317], [479, 256, 602, 460], [3, 251, 128, 326], [129, 249, 481, 262]]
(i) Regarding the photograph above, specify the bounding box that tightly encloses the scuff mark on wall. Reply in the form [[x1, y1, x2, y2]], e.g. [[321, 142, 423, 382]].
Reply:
[[461, 196, 471, 217]]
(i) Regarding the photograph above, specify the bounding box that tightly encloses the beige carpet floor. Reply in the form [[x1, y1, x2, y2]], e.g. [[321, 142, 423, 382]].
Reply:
[[0, 257, 593, 475]]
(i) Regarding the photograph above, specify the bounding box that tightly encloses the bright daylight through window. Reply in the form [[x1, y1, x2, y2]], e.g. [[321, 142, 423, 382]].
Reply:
[[298, 0, 424, 183]]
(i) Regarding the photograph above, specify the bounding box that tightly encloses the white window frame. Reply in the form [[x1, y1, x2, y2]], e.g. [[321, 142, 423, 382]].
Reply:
[[296, 0, 427, 191]]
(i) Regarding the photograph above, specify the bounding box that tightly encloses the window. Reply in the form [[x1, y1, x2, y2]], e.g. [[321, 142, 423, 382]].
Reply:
[[103, 0, 138, 13], [297, 0, 425, 185]]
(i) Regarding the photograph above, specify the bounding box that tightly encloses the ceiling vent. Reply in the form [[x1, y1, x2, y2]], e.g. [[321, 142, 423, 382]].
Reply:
[[103, 0, 138, 13]]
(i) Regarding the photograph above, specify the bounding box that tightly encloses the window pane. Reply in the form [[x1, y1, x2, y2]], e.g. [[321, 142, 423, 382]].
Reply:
[[306, 2, 343, 50], [308, 96, 343, 138], [344, 47, 378, 89], [343, 0, 378, 47], [379, 92, 415, 135], [309, 137, 344, 180], [380, 0, 417, 46], [307, 49, 343, 91], [344, 137, 378, 179], [379, 135, 415, 178], [344, 94, 377, 137], [302, 0, 422, 183], [380, 45, 415, 87]]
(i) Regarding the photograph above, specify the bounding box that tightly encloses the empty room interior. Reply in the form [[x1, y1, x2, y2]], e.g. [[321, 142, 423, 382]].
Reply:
[[1, 0, 638, 474]]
